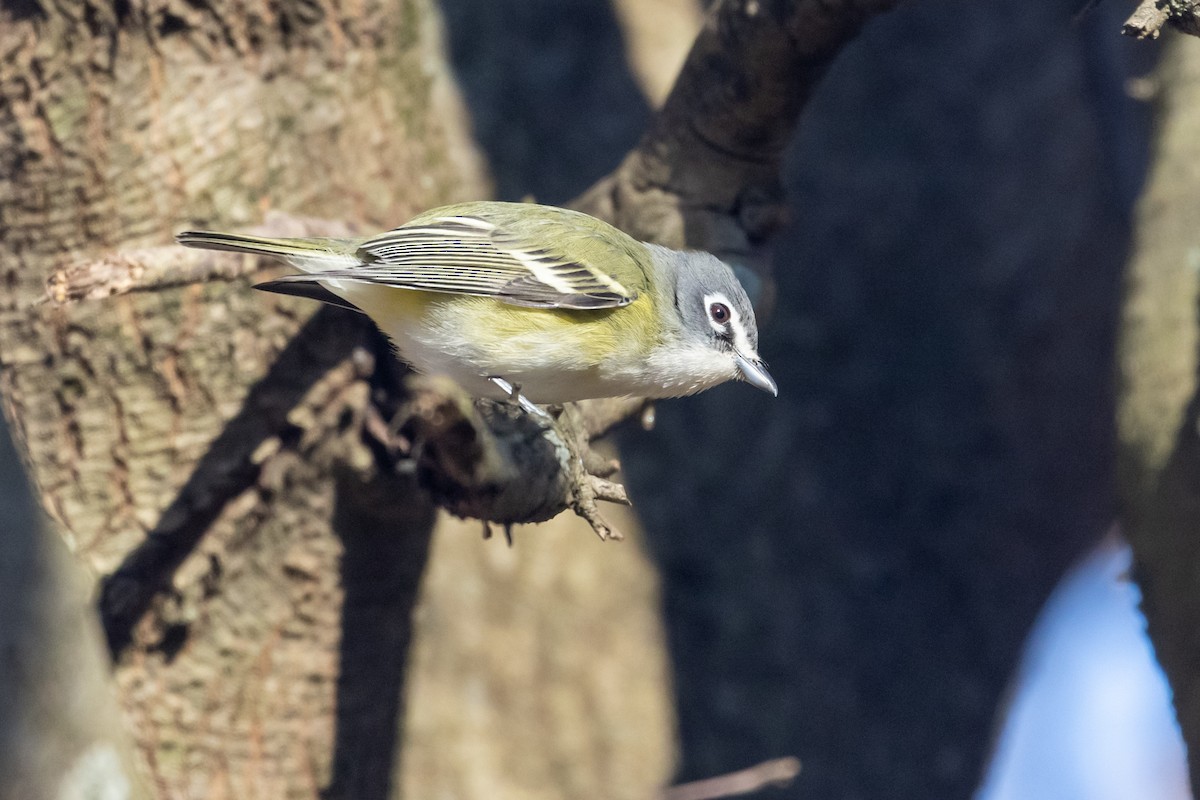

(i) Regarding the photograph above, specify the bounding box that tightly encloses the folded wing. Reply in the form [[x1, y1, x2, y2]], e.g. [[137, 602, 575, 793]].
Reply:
[[268, 213, 642, 310]]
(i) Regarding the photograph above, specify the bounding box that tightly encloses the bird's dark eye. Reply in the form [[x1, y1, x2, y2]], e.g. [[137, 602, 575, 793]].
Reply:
[[709, 302, 731, 325]]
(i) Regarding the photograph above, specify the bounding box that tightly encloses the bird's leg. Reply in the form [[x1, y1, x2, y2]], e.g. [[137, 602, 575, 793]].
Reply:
[[488, 376, 551, 420]]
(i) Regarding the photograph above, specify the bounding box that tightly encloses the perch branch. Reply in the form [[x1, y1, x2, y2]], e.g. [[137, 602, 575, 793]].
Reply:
[[1123, 0, 1200, 38], [98, 316, 639, 656], [399, 376, 633, 540]]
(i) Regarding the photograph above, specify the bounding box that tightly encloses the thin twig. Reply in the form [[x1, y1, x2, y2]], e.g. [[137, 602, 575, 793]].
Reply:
[[662, 757, 801, 800], [42, 211, 359, 306], [587, 475, 631, 505]]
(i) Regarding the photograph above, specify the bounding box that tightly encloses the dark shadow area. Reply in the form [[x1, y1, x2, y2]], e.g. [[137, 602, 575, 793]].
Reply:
[[98, 305, 374, 658], [437, 0, 651, 204], [0, 390, 144, 798], [323, 469, 436, 800], [619, 1, 1152, 797], [95, 291, 437, 796], [2, 0, 49, 22], [437, 0, 1155, 797]]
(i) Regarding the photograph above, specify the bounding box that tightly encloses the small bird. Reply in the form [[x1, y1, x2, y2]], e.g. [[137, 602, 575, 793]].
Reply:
[[177, 201, 776, 407]]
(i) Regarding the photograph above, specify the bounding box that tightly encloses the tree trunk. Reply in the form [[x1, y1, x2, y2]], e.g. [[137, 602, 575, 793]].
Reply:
[[0, 2, 672, 798], [1117, 33, 1200, 796]]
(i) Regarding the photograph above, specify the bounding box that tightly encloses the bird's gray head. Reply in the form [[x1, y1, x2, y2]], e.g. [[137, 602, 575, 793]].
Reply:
[[654, 246, 778, 396]]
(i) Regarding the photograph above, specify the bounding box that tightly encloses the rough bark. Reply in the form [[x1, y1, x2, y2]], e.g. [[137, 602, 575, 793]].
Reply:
[[1117, 33, 1200, 796], [0, 0, 464, 795]]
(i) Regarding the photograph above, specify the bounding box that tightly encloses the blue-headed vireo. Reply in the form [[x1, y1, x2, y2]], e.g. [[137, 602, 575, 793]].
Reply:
[[177, 201, 776, 406]]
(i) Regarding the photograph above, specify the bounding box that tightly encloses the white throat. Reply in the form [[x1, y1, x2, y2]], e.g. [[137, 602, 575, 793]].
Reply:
[[636, 343, 739, 398]]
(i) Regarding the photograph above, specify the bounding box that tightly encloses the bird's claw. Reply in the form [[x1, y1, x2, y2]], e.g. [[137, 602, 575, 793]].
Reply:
[[489, 376, 552, 420]]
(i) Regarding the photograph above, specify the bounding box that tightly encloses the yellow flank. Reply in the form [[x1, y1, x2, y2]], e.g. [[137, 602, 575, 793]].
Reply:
[[463, 296, 658, 362], [360, 286, 435, 327], [345, 283, 663, 370]]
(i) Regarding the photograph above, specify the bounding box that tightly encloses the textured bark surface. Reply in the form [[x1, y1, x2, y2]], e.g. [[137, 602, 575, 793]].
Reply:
[[0, 1, 464, 796], [1117, 33, 1200, 795], [0, 1, 673, 798]]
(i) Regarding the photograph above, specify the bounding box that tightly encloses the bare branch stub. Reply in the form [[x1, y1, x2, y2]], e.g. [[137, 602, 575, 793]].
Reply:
[[43, 211, 360, 305], [1123, 0, 1200, 39]]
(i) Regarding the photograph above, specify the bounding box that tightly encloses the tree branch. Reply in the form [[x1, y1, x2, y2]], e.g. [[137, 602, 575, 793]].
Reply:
[[574, 0, 900, 310], [43, 211, 359, 305], [400, 376, 640, 540], [375, 0, 904, 531], [46, 0, 901, 310], [1123, 0, 1200, 39], [99, 337, 641, 657]]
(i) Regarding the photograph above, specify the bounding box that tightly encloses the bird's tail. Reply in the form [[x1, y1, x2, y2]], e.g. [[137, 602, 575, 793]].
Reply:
[[175, 230, 359, 273]]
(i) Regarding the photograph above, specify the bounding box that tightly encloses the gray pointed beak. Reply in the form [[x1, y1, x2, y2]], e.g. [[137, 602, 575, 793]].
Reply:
[[734, 352, 778, 397]]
